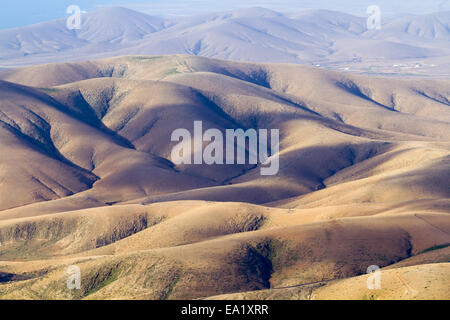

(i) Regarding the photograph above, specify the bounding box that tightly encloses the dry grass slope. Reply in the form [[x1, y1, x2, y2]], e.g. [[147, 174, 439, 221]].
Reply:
[[0, 55, 448, 300]]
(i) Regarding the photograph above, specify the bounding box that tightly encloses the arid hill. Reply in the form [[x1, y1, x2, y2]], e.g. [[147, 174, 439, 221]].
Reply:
[[0, 55, 448, 300]]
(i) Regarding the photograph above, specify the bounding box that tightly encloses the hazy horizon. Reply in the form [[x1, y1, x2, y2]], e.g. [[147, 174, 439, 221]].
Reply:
[[1, 0, 449, 29]]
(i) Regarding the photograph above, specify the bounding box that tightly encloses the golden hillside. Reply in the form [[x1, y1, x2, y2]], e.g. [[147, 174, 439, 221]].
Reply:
[[0, 55, 448, 300]]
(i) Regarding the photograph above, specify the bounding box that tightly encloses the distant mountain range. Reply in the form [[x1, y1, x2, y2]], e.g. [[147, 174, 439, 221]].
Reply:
[[0, 7, 449, 76]]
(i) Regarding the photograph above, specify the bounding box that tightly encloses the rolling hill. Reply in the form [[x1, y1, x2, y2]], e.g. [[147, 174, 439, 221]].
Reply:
[[0, 55, 448, 299]]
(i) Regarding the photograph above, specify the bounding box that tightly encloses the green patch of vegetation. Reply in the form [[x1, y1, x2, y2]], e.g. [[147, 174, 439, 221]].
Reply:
[[0, 217, 82, 260], [39, 87, 60, 93], [267, 239, 301, 271], [132, 56, 163, 61], [142, 259, 162, 287], [163, 273, 181, 300], [0, 278, 40, 299], [0, 241, 46, 260], [91, 271, 118, 292], [364, 292, 380, 300], [83, 265, 121, 298], [164, 68, 181, 77]]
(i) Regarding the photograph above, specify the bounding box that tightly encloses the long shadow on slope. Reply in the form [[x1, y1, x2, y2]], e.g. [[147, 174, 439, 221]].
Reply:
[[178, 71, 322, 121], [1, 80, 136, 150], [0, 272, 31, 283], [336, 79, 399, 112], [414, 89, 450, 107], [132, 141, 395, 206], [196, 63, 273, 89], [0, 119, 98, 195]]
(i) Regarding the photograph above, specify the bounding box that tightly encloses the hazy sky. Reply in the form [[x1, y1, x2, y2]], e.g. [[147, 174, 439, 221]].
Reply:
[[1, 0, 449, 29]]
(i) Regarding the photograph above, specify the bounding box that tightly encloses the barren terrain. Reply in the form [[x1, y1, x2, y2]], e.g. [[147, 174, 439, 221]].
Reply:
[[0, 55, 448, 299]]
